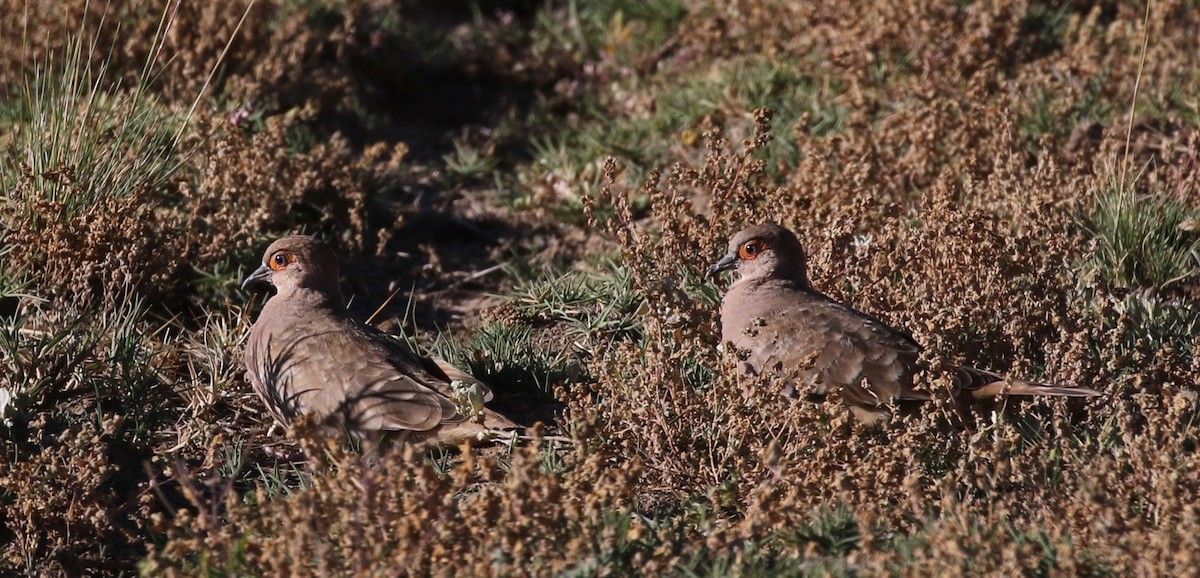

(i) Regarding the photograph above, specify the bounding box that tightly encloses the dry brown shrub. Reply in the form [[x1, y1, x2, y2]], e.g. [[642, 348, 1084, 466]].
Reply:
[[0, 415, 150, 575], [177, 105, 400, 263], [569, 102, 1200, 573], [0, 0, 347, 103], [3, 175, 183, 308], [682, 0, 1200, 187], [0, 1, 404, 307], [6, 0, 1200, 574], [144, 427, 656, 577], [1, 107, 393, 307], [0, 117, 384, 309]]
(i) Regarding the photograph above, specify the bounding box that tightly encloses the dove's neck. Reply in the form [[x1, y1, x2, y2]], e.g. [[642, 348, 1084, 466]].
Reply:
[[733, 271, 813, 293], [273, 286, 346, 311]]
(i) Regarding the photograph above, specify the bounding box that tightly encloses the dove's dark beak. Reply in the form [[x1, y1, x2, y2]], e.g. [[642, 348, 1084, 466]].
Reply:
[[705, 254, 738, 280], [241, 264, 273, 291]]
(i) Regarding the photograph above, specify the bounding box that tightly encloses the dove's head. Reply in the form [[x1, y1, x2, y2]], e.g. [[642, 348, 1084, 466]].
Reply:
[[242, 235, 343, 300], [705, 224, 811, 288]]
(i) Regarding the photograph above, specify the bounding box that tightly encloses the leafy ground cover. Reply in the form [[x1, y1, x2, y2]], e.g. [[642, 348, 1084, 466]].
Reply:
[[2, 0, 1200, 575]]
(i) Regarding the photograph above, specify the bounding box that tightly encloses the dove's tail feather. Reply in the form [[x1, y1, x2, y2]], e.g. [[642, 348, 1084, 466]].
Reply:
[[952, 366, 1102, 399], [406, 423, 513, 448], [482, 407, 520, 430], [969, 380, 1102, 398], [416, 408, 521, 447]]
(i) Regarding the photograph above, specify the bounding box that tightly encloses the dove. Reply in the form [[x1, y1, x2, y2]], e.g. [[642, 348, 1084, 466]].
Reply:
[[242, 235, 518, 445], [706, 223, 1100, 422]]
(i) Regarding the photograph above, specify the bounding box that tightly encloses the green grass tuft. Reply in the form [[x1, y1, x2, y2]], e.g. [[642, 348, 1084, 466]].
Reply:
[[1087, 177, 1200, 290]]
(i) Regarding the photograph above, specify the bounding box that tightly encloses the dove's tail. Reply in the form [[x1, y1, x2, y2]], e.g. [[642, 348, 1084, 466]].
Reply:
[[969, 380, 1102, 398], [482, 407, 520, 430], [952, 366, 1102, 399], [421, 408, 522, 447]]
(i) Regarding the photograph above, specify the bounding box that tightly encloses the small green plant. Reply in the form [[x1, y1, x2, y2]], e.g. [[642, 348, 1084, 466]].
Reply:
[[1021, 72, 1113, 144], [530, 0, 686, 64], [787, 504, 861, 557], [434, 321, 571, 397], [444, 139, 499, 184], [0, 296, 177, 441], [1087, 176, 1200, 290], [506, 260, 643, 347]]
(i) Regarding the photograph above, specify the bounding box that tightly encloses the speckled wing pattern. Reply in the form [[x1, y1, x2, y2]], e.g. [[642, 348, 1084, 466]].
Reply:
[[723, 281, 932, 408], [721, 280, 1098, 412]]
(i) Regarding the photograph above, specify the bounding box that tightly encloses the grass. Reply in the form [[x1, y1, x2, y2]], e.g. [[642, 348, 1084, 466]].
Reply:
[[4, 0, 1200, 575], [1087, 175, 1200, 290], [1021, 70, 1114, 144], [0, 297, 171, 441], [436, 321, 570, 397], [529, 0, 687, 65], [443, 139, 499, 184], [0, 7, 182, 217], [511, 58, 846, 218], [505, 260, 642, 344]]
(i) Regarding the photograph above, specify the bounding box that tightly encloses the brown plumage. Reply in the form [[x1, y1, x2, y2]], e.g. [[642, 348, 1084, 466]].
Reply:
[[705, 224, 1100, 422], [242, 235, 518, 445]]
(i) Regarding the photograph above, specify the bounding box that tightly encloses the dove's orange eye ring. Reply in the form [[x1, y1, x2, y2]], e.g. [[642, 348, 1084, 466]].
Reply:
[[269, 251, 297, 271], [738, 240, 766, 260]]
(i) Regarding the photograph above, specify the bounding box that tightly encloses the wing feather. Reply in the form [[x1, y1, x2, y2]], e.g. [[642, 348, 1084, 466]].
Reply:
[[730, 289, 927, 405], [247, 310, 467, 433]]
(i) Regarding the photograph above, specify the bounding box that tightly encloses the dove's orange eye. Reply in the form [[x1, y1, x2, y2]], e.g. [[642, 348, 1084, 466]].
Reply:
[[269, 251, 296, 271], [739, 240, 766, 260]]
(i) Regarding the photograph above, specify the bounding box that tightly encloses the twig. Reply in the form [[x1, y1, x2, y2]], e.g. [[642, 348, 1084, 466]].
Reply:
[[1120, 0, 1153, 189]]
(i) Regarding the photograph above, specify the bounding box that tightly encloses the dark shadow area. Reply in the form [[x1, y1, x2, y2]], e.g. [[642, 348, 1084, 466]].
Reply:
[[264, 0, 575, 330]]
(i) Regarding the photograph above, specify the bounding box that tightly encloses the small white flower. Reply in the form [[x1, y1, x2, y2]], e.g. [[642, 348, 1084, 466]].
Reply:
[[852, 235, 874, 257], [450, 380, 487, 423], [0, 388, 13, 427]]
